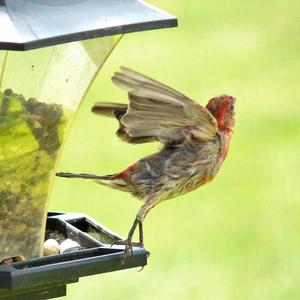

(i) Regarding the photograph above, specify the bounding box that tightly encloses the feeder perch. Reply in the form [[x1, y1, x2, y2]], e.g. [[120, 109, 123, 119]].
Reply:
[[0, 1, 177, 299]]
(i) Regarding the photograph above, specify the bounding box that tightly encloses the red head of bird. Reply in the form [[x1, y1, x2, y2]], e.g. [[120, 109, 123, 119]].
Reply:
[[206, 94, 236, 131]]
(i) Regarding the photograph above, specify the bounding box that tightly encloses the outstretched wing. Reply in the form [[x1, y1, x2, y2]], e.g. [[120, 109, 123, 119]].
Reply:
[[111, 67, 218, 144]]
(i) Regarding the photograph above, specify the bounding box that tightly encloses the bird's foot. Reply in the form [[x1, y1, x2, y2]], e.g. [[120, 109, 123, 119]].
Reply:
[[111, 239, 144, 248], [123, 241, 133, 264], [111, 239, 144, 264]]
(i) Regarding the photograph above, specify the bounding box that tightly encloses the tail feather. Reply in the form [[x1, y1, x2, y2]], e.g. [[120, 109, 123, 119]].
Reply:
[[56, 171, 130, 192], [56, 172, 112, 180], [91, 102, 127, 120]]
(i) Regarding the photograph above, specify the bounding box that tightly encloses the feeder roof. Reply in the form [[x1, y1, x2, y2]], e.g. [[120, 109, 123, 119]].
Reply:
[[0, 0, 177, 51]]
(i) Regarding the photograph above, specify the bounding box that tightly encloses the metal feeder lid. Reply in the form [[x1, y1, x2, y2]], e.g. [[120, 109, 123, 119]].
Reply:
[[0, 0, 177, 51]]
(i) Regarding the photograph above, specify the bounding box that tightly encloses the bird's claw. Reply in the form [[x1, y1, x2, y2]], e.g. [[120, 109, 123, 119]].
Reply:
[[111, 239, 145, 264], [111, 239, 144, 248], [112, 239, 133, 264], [123, 242, 133, 264]]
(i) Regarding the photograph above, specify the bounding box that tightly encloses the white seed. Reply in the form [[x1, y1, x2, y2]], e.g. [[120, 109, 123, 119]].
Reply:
[[43, 239, 60, 256], [0, 257, 14, 265], [59, 239, 80, 254]]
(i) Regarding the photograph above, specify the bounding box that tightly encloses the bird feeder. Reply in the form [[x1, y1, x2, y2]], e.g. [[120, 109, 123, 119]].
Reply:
[[0, 0, 177, 298]]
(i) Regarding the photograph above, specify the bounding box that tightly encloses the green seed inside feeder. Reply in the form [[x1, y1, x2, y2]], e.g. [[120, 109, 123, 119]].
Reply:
[[0, 89, 66, 259], [0, 35, 121, 260]]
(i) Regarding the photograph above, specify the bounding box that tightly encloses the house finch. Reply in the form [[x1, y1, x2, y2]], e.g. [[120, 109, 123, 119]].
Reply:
[[57, 67, 236, 258]]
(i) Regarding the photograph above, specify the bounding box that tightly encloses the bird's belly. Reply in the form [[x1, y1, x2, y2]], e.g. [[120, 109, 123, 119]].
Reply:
[[158, 171, 215, 201], [129, 141, 222, 202]]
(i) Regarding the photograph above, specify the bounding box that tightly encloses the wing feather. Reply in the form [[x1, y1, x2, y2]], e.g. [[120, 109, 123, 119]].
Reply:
[[112, 67, 218, 143]]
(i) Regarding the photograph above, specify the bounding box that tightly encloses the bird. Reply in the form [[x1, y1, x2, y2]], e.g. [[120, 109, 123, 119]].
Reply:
[[56, 67, 236, 259]]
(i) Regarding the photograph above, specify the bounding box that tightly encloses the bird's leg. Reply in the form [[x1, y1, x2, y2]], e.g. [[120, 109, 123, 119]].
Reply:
[[112, 217, 139, 263], [113, 217, 142, 262], [111, 218, 140, 250], [138, 221, 144, 247], [124, 217, 139, 255], [113, 194, 159, 262], [121, 220, 144, 259], [125, 194, 159, 258]]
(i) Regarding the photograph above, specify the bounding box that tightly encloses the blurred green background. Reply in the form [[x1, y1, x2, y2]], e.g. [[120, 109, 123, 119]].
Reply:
[[51, 0, 300, 299]]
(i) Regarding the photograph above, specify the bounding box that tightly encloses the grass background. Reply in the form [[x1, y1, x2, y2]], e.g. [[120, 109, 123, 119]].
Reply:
[[50, 0, 300, 299]]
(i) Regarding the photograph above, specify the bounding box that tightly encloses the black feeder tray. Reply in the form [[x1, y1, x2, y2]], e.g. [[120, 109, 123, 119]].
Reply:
[[0, 212, 148, 299]]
